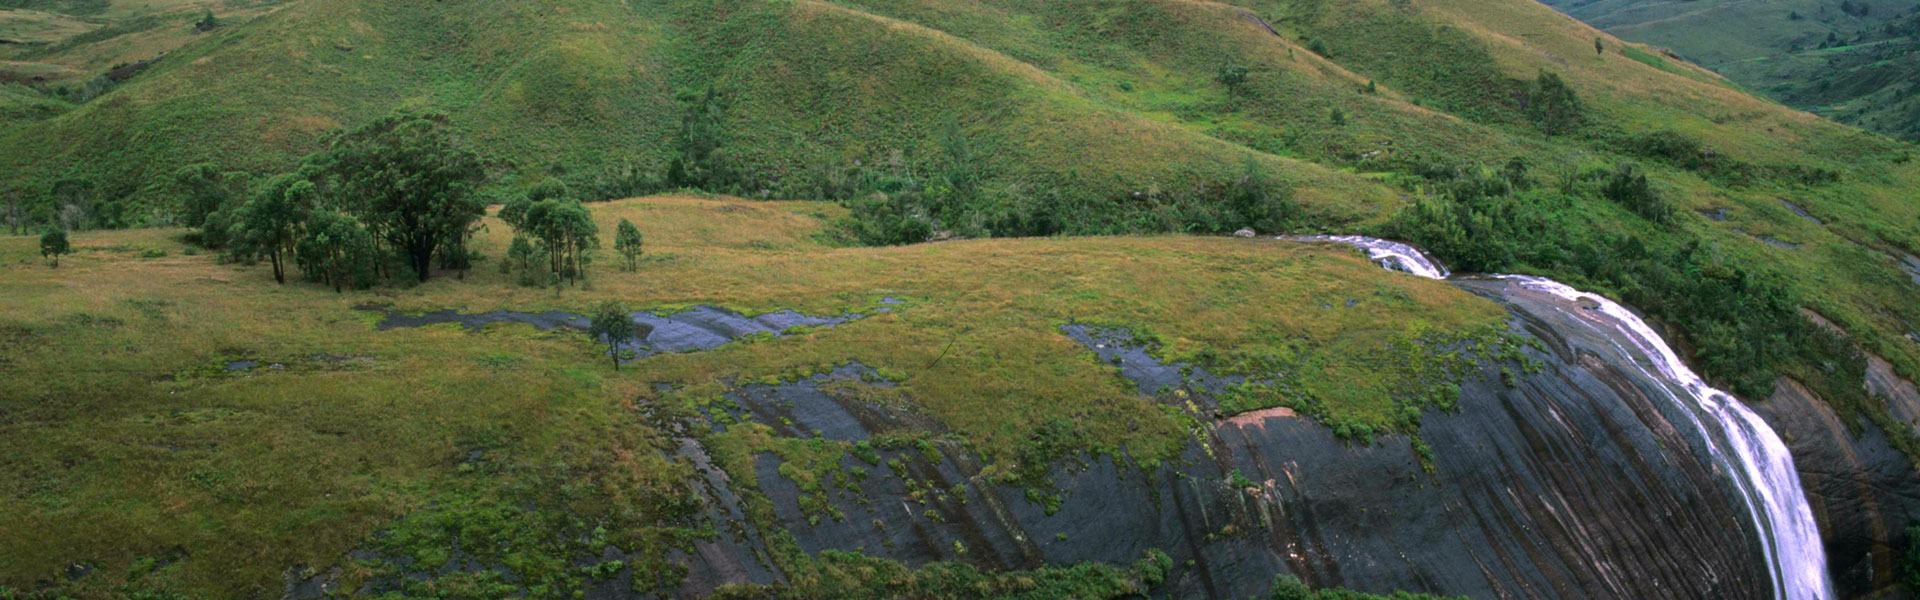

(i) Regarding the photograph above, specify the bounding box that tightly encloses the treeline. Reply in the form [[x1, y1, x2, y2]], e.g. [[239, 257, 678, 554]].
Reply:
[[1377, 158, 1863, 405]]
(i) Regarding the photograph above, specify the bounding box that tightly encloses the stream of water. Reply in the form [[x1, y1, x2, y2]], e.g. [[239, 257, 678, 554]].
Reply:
[[1292, 235, 1832, 600]]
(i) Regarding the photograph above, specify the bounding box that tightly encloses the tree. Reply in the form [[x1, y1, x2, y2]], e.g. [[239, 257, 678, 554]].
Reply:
[[614, 218, 643, 271], [307, 111, 487, 282], [49, 178, 92, 231], [1594, 37, 1604, 55], [39, 226, 69, 267], [1524, 71, 1584, 137], [588, 301, 637, 371], [230, 175, 311, 284], [195, 9, 218, 31], [514, 198, 598, 285], [169, 163, 234, 229], [295, 210, 379, 292], [1216, 64, 1250, 93], [1602, 162, 1673, 225]]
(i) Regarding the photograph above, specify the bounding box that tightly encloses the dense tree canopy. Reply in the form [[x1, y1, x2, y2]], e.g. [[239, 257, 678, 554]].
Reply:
[[305, 111, 488, 282], [230, 175, 312, 284]]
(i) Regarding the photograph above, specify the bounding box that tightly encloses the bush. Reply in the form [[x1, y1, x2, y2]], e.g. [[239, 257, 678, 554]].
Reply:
[[1382, 160, 1856, 401], [1601, 162, 1674, 225], [835, 193, 932, 246]]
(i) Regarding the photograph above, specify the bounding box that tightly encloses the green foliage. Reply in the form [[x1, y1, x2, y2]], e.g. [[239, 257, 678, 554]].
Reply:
[[1904, 523, 1920, 592], [38, 226, 68, 267], [1381, 161, 1862, 402], [228, 175, 311, 284], [1306, 12, 1524, 125], [305, 111, 488, 282], [1522, 71, 1584, 137], [1216, 64, 1250, 92], [504, 236, 547, 287], [665, 87, 737, 192], [836, 193, 935, 246], [588, 301, 636, 371], [508, 195, 599, 285], [614, 218, 644, 271], [167, 163, 238, 229], [779, 548, 1172, 599], [1599, 162, 1673, 225], [1267, 575, 1466, 600], [293, 210, 379, 293]]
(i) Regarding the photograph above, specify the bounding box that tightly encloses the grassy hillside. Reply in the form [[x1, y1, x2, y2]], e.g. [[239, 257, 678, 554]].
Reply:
[[0, 0, 1912, 496], [1542, 0, 1920, 141], [0, 195, 1503, 597], [1, 0, 1919, 595]]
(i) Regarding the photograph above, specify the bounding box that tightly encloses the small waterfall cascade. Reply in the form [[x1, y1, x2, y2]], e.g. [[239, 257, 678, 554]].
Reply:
[[1286, 235, 1832, 600]]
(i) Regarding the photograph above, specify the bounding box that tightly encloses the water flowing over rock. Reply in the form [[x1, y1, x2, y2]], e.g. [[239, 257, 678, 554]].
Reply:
[[1304, 236, 1833, 600]]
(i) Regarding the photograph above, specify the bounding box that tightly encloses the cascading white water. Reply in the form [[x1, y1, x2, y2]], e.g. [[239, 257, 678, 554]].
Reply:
[[1287, 235, 1832, 600]]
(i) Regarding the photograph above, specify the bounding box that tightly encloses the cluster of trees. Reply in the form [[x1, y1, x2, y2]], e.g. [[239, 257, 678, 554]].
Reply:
[[1, 177, 137, 235], [186, 111, 489, 289], [497, 181, 600, 287]]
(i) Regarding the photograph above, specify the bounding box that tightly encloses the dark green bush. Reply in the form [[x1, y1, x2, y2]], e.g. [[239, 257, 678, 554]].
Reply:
[[1600, 162, 1674, 225]]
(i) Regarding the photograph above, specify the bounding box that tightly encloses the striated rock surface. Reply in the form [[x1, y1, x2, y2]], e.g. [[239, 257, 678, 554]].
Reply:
[[654, 283, 1782, 598], [1754, 358, 1920, 599]]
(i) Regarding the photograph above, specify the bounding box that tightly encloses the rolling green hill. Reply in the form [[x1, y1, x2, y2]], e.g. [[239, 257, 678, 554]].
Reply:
[[2, 0, 1920, 594], [1542, 0, 1920, 141], [1, 0, 1917, 446]]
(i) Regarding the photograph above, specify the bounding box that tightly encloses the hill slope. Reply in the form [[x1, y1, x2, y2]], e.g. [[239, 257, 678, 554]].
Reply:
[[1542, 0, 1920, 141], [1, 0, 1917, 458], [2, 0, 1920, 597]]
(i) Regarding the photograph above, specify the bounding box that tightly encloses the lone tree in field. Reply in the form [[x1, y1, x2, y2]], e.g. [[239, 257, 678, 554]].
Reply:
[[1594, 37, 1604, 55], [589, 301, 637, 371], [307, 111, 487, 282], [39, 226, 69, 267], [1524, 71, 1584, 137], [1216, 64, 1249, 93], [614, 218, 643, 271]]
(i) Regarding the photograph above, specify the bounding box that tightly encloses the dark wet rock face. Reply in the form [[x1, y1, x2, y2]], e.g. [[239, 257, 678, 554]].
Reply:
[[1061, 300, 1771, 599], [1896, 253, 1920, 286], [1754, 362, 1920, 598], [656, 307, 1776, 599], [327, 289, 1843, 599], [1782, 199, 1825, 225], [1760, 235, 1801, 249], [1060, 324, 1250, 405], [367, 304, 874, 359]]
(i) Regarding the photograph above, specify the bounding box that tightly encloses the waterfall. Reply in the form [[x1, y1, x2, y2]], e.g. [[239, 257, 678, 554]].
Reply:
[[1288, 235, 1833, 600]]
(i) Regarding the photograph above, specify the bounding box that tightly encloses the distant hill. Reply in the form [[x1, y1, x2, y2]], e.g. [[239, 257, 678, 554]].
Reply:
[[1542, 0, 1920, 141]]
